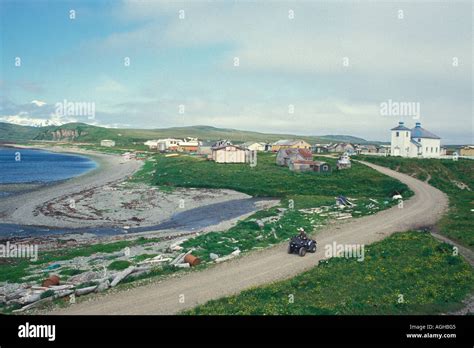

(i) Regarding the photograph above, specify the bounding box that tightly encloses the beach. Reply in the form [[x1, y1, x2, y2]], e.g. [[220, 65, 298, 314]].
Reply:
[[0, 145, 278, 238]]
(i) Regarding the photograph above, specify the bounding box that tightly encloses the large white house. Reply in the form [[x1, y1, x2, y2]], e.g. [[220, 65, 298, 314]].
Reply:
[[390, 121, 441, 158]]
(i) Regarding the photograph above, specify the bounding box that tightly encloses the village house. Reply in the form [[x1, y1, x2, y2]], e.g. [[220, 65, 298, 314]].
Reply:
[[460, 145, 474, 157], [356, 144, 379, 154], [276, 148, 313, 166], [100, 139, 115, 147], [271, 139, 311, 152], [144, 138, 181, 151], [211, 144, 249, 163], [328, 143, 355, 154], [391, 121, 441, 158], [242, 142, 267, 152], [178, 137, 200, 152], [144, 140, 159, 150], [311, 144, 330, 153], [289, 160, 331, 173]]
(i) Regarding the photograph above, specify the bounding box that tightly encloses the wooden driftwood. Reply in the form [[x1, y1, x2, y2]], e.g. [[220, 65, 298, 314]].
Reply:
[[110, 266, 135, 287], [75, 286, 98, 296], [12, 297, 54, 313]]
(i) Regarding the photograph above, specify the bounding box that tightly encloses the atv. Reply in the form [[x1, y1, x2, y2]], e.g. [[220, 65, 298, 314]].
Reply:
[[287, 235, 317, 257]]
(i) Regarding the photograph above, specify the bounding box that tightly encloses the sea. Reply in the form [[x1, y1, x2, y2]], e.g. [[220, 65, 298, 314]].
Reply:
[[0, 147, 97, 197]]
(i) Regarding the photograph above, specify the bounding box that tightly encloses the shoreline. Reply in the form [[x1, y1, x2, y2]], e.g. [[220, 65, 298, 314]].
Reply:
[[0, 144, 279, 241], [0, 145, 143, 231], [0, 145, 99, 198]]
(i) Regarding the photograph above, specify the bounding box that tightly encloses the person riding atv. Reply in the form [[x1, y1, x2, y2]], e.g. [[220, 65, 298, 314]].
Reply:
[[298, 227, 308, 240], [288, 228, 317, 257]]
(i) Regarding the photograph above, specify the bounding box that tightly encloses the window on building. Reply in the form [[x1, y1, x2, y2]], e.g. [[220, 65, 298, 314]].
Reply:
[[426, 147, 428, 152], [396, 132, 399, 137], [431, 147, 433, 153], [436, 147, 438, 152], [406, 132, 409, 137]]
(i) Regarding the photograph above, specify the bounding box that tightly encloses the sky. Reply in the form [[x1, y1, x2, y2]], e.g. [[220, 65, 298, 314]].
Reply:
[[0, 0, 472, 144]]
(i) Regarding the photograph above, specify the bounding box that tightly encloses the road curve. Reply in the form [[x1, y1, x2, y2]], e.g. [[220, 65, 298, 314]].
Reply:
[[49, 161, 449, 315]]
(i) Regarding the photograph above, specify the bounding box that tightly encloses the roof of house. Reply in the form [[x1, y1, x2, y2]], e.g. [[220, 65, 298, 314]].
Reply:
[[281, 148, 313, 159], [410, 139, 422, 147], [391, 121, 411, 131], [410, 123, 440, 139], [212, 144, 246, 151], [273, 139, 295, 146]]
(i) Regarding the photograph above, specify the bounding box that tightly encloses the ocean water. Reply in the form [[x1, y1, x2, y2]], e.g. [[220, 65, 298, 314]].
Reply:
[[0, 147, 97, 191]]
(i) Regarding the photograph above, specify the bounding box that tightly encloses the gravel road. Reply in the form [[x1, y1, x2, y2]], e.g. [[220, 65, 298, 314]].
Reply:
[[49, 161, 449, 315]]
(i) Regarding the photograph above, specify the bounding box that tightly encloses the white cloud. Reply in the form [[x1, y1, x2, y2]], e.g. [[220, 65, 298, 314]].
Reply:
[[30, 100, 47, 107], [95, 76, 127, 94]]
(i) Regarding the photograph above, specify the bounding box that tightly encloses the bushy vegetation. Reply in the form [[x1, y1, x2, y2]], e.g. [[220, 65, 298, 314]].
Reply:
[[356, 156, 474, 249], [185, 232, 474, 315], [107, 260, 131, 271]]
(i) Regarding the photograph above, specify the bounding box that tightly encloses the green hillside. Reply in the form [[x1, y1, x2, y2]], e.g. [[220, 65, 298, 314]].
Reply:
[[356, 155, 474, 250], [0, 123, 46, 142], [0, 122, 369, 145]]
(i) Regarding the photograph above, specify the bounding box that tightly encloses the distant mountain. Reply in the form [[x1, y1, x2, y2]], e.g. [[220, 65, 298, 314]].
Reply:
[[319, 134, 368, 143], [0, 122, 373, 145]]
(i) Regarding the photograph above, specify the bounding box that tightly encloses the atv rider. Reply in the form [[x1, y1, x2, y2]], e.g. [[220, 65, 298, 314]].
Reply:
[[297, 227, 308, 240]]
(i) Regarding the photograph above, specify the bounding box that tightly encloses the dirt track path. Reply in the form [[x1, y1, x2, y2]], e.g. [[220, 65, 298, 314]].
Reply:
[[49, 161, 449, 315]]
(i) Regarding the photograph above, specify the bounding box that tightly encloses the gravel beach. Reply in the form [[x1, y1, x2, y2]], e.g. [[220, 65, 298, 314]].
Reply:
[[0, 146, 278, 236]]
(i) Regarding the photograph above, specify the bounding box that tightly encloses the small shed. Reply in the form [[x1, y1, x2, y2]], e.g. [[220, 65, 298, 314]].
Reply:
[[276, 148, 313, 166], [211, 144, 247, 163], [289, 160, 331, 173]]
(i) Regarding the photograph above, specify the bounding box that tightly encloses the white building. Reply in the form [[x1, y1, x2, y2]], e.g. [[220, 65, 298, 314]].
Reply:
[[243, 142, 266, 152], [390, 121, 441, 158], [100, 139, 115, 147], [211, 144, 248, 163], [144, 138, 180, 151]]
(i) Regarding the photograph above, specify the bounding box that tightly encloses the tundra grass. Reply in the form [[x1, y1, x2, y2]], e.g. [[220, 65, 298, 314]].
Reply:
[[151, 153, 411, 199], [185, 231, 474, 315], [107, 260, 131, 271], [356, 156, 474, 250]]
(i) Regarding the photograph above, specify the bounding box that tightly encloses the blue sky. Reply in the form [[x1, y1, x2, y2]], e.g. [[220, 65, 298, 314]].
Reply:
[[0, 0, 472, 144]]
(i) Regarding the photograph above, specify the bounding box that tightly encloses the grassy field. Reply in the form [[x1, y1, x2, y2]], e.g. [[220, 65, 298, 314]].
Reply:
[[151, 153, 410, 199], [185, 231, 474, 315], [356, 156, 474, 250]]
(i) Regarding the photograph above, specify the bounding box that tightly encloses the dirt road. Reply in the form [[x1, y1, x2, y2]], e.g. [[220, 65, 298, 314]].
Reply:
[[49, 161, 449, 315]]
